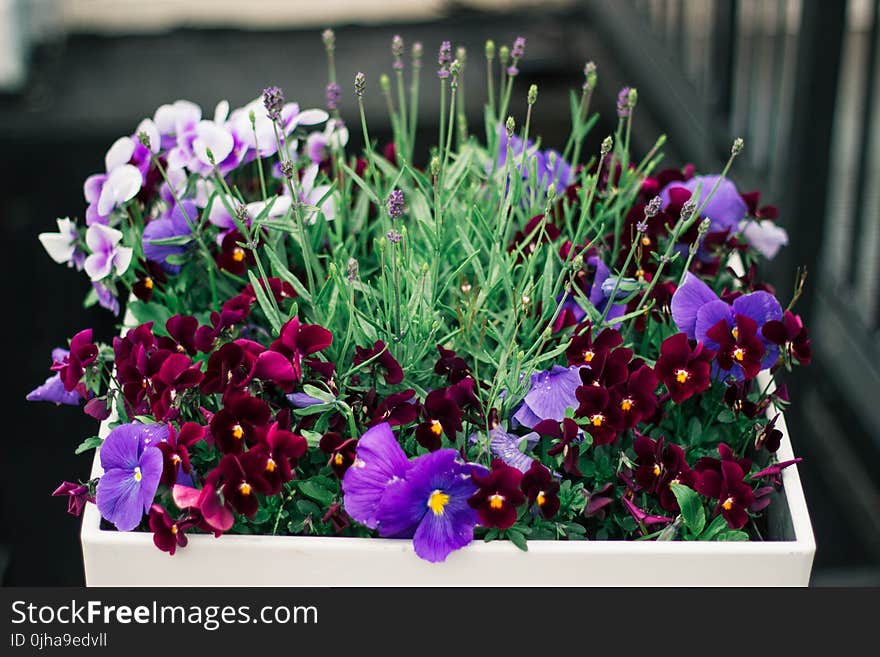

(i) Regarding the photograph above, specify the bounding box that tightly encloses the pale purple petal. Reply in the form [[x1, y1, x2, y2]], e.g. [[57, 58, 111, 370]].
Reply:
[[741, 220, 788, 259], [660, 175, 747, 232], [84, 174, 106, 204], [96, 468, 145, 531], [695, 299, 733, 347], [96, 164, 142, 216], [193, 121, 234, 166], [136, 446, 164, 513], [286, 392, 323, 408], [99, 425, 142, 472], [516, 365, 582, 427], [489, 426, 538, 472], [671, 272, 720, 338], [731, 291, 783, 328], [83, 250, 113, 282], [105, 136, 135, 171], [93, 282, 120, 316], [26, 373, 82, 405]]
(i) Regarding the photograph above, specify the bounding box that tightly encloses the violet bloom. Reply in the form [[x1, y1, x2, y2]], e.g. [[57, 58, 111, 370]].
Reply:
[[26, 348, 83, 406], [96, 423, 167, 531], [512, 365, 583, 428], [342, 422, 409, 529], [741, 220, 789, 259], [39, 218, 84, 270], [659, 174, 747, 233], [375, 449, 481, 563], [143, 200, 198, 272], [487, 425, 539, 473], [588, 256, 626, 324], [672, 272, 782, 374], [496, 128, 574, 194], [83, 223, 133, 282], [93, 281, 120, 316], [207, 194, 291, 242], [298, 164, 337, 223], [53, 482, 94, 517]]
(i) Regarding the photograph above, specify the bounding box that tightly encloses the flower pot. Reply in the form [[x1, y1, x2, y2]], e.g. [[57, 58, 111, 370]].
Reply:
[[80, 369, 815, 587]]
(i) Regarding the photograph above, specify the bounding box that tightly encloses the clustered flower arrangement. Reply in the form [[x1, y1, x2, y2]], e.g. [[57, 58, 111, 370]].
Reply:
[[30, 30, 811, 563]]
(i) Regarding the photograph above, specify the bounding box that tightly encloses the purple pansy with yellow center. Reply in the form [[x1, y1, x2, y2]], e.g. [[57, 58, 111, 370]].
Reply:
[[512, 365, 582, 429], [96, 422, 167, 531]]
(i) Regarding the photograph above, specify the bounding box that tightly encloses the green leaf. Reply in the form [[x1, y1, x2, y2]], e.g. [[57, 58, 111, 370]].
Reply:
[[716, 530, 750, 541], [144, 234, 193, 247], [301, 384, 336, 404], [75, 435, 103, 455], [507, 529, 528, 552], [164, 253, 189, 266], [686, 417, 703, 446], [127, 300, 172, 328], [699, 514, 730, 541], [716, 409, 736, 424], [670, 483, 706, 535], [247, 270, 283, 334], [297, 480, 335, 505]]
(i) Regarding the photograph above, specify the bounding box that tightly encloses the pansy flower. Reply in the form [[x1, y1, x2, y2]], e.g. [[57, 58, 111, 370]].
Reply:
[[27, 348, 84, 406], [365, 389, 419, 428], [213, 452, 266, 518], [520, 460, 560, 520], [621, 496, 673, 532], [374, 449, 482, 562], [53, 329, 98, 392], [148, 504, 194, 555], [52, 481, 94, 516], [342, 423, 409, 529], [415, 388, 464, 451], [762, 310, 811, 365], [172, 480, 234, 536], [574, 385, 619, 446], [565, 324, 623, 367], [209, 393, 272, 454], [487, 424, 539, 472], [434, 346, 472, 384], [659, 174, 747, 234], [608, 365, 658, 430], [654, 333, 715, 403], [142, 200, 198, 272], [156, 422, 205, 486], [96, 423, 166, 531], [705, 314, 766, 380], [534, 417, 583, 476], [694, 460, 755, 529], [320, 432, 359, 477], [468, 459, 526, 529], [39, 218, 85, 270], [512, 365, 582, 429], [632, 434, 694, 513], [754, 413, 783, 453], [269, 317, 333, 383], [352, 340, 404, 385], [247, 422, 307, 495]]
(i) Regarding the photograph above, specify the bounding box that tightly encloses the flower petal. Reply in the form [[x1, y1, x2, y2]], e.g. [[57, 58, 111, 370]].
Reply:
[[671, 272, 719, 338]]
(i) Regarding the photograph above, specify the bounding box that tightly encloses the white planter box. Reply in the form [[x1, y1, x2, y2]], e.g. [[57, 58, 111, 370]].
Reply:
[[80, 372, 815, 587]]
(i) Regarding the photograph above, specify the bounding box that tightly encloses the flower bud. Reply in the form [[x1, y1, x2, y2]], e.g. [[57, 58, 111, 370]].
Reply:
[[485, 40, 495, 60], [528, 84, 538, 105], [732, 137, 744, 156], [601, 136, 613, 156], [506, 116, 516, 137], [354, 72, 366, 97]]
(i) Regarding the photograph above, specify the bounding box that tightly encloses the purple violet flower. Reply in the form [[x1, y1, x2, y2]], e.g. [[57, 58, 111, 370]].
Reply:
[[488, 425, 539, 472], [437, 41, 452, 78], [387, 189, 405, 219], [39, 218, 85, 270], [741, 219, 789, 259], [96, 422, 167, 531], [26, 348, 83, 406], [142, 200, 198, 272], [588, 256, 626, 324], [659, 174, 748, 233], [512, 365, 583, 428], [375, 448, 481, 562], [93, 281, 120, 316], [83, 223, 133, 282], [262, 86, 285, 123]]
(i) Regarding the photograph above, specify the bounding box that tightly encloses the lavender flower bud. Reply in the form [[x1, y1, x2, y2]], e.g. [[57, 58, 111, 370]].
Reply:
[[636, 220, 649, 233], [280, 160, 295, 179], [512, 36, 526, 60], [681, 198, 697, 220], [262, 85, 285, 123], [645, 195, 662, 218], [485, 40, 495, 60], [235, 203, 250, 224], [387, 229, 402, 244], [137, 131, 152, 150], [248, 109, 257, 128], [698, 217, 712, 234], [346, 257, 359, 281], [354, 72, 366, 97], [380, 73, 391, 93], [437, 40, 452, 78], [322, 29, 335, 52], [601, 136, 613, 156], [583, 61, 597, 92], [450, 59, 462, 88], [325, 82, 341, 111], [505, 116, 516, 137], [527, 84, 538, 105], [507, 66, 519, 77], [499, 45, 510, 66], [628, 87, 638, 109], [413, 41, 423, 68], [732, 137, 744, 156], [392, 34, 405, 70], [387, 189, 405, 219], [430, 156, 441, 177], [616, 86, 632, 118], [456, 46, 467, 65]]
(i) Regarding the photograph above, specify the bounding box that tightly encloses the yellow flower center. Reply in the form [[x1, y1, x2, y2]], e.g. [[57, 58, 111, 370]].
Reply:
[[620, 398, 634, 412], [427, 489, 449, 516], [731, 326, 739, 340], [171, 454, 181, 465], [430, 419, 443, 436], [171, 524, 178, 535], [722, 497, 735, 511], [144, 277, 154, 290], [641, 236, 651, 247], [583, 350, 595, 364], [239, 482, 252, 496], [590, 414, 605, 427], [669, 477, 680, 487], [133, 466, 142, 482], [489, 494, 505, 510], [231, 424, 244, 440], [536, 491, 546, 507], [232, 247, 246, 262], [733, 347, 746, 362], [333, 453, 344, 466], [674, 368, 690, 384], [652, 464, 661, 477], [265, 458, 276, 473]]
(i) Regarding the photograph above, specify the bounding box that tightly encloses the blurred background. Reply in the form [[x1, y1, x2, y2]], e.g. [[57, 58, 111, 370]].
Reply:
[[2, 0, 878, 586]]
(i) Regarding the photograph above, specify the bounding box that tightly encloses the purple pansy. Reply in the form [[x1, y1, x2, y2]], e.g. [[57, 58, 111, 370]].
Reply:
[[96, 422, 167, 531], [143, 200, 198, 272], [26, 348, 83, 406], [496, 128, 574, 193], [660, 174, 747, 233], [341, 423, 409, 529], [374, 449, 481, 563], [588, 256, 626, 323], [83, 223, 133, 282], [741, 220, 789, 259], [488, 425, 539, 473], [93, 281, 121, 316], [672, 272, 782, 374], [512, 365, 583, 428]]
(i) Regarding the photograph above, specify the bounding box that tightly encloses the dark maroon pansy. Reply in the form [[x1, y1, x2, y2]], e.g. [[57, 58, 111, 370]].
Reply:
[[434, 345, 471, 384], [322, 503, 352, 533], [160, 314, 199, 355], [269, 317, 333, 383], [216, 230, 254, 275], [654, 332, 715, 403], [565, 324, 623, 367], [694, 460, 755, 530], [608, 364, 658, 430], [754, 413, 783, 453], [762, 310, 811, 365], [574, 385, 619, 446], [201, 341, 257, 395], [148, 504, 190, 555], [414, 388, 464, 451], [247, 422, 307, 495], [157, 422, 206, 486], [52, 481, 94, 516], [366, 389, 418, 427], [694, 442, 753, 478], [209, 393, 272, 454], [353, 340, 404, 385], [578, 345, 634, 389], [214, 453, 263, 518], [241, 276, 297, 306], [750, 458, 802, 487], [706, 314, 765, 380], [468, 459, 526, 529], [507, 214, 561, 263], [520, 460, 560, 519], [132, 260, 167, 302], [54, 329, 99, 392], [151, 352, 204, 420], [534, 417, 583, 476], [632, 434, 694, 513], [319, 431, 358, 477], [583, 482, 614, 519], [723, 382, 764, 419]]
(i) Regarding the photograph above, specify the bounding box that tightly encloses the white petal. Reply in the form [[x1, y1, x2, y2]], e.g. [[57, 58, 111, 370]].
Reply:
[[214, 100, 230, 124], [105, 137, 135, 171], [39, 232, 75, 264], [193, 121, 234, 166], [85, 222, 123, 253], [292, 109, 329, 128], [98, 164, 142, 215], [135, 118, 161, 153], [113, 246, 134, 276], [153, 103, 177, 134], [173, 100, 202, 132], [300, 164, 319, 195], [84, 253, 112, 282]]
